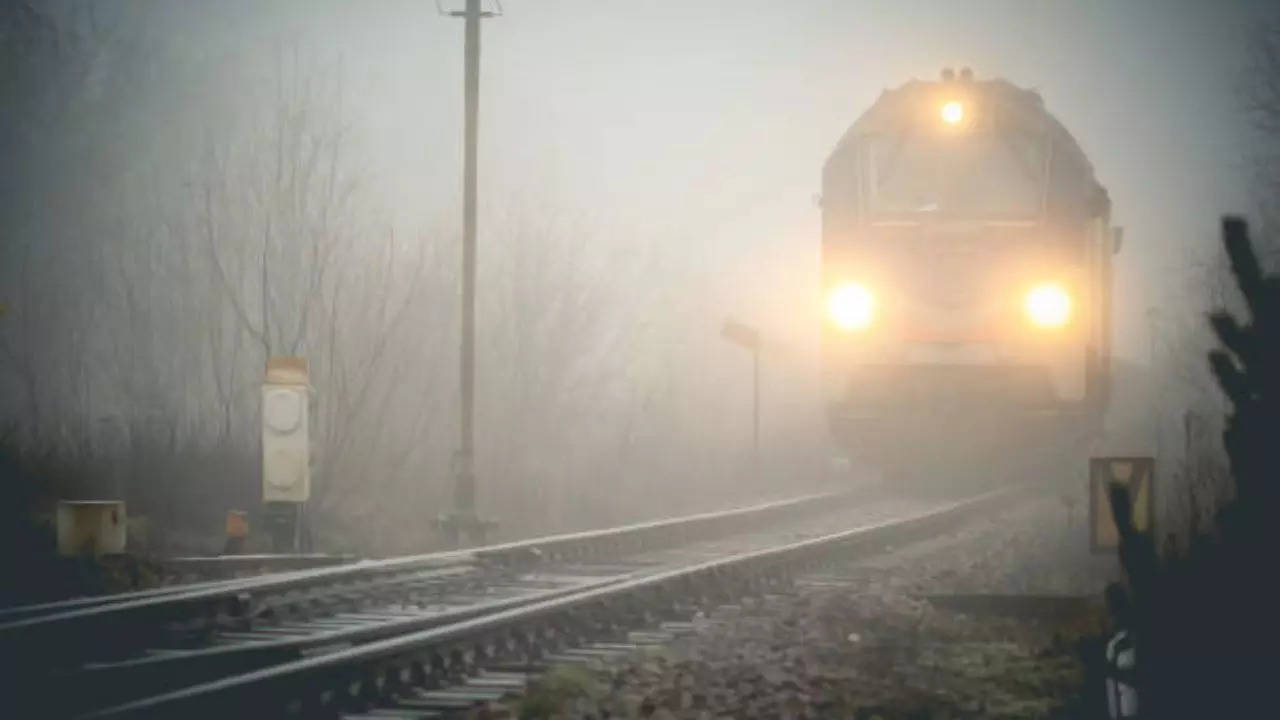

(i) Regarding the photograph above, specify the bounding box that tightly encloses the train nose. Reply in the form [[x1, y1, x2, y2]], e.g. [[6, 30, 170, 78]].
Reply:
[[918, 249, 985, 305], [901, 246, 1002, 340]]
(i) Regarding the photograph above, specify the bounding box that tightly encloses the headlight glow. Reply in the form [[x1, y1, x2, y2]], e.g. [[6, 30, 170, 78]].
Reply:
[[828, 283, 875, 332], [1024, 283, 1071, 328], [940, 100, 964, 125]]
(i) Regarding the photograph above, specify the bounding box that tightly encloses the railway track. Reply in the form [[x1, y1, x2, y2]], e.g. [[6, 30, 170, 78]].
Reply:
[[0, 553, 359, 626], [83, 488, 1022, 719], [1, 491, 875, 717], [10, 486, 1024, 718]]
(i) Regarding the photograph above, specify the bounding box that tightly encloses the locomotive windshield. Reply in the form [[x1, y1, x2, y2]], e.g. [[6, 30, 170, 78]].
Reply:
[[865, 127, 1047, 218]]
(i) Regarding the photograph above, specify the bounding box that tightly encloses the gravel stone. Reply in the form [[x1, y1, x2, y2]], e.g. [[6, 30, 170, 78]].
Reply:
[[509, 496, 1116, 719]]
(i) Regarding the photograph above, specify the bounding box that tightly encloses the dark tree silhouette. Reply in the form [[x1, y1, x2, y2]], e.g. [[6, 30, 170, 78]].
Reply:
[[1109, 217, 1280, 717], [1208, 218, 1280, 534]]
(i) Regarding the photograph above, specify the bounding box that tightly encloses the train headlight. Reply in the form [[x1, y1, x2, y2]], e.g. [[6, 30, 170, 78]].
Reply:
[[1024, 283, 1071, 328], [940, 100, 964, 125], [828, 283, 875, 332]]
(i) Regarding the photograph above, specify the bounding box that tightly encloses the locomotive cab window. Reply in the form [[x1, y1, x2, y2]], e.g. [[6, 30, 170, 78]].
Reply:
[[864, 125, 1047, 220]]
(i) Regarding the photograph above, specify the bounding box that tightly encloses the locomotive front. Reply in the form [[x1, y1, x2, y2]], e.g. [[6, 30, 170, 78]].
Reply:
[[822, 69, 1118, 482]]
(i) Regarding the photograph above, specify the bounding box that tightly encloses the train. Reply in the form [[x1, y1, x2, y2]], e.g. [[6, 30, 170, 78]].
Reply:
[[821, 68, 1118, 486]]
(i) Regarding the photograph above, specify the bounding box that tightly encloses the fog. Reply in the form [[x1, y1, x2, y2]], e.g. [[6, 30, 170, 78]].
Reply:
[[3, 0, 1277, 555]]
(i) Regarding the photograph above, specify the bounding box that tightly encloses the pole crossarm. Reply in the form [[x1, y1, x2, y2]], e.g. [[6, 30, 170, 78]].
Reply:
[[435, 0, 502, 17]]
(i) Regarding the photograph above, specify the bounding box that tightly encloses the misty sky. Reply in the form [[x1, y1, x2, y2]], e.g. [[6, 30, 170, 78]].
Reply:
[[127, 0, 1276, 363]]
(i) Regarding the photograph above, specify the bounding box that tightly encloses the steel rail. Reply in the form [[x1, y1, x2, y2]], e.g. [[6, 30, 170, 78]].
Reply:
[[69, 574, 630, 712], [0, 555, 360, 624], [0, 578, 247, 624], [83, 487, 1019, 719], [0, 492, 845, 689], [155, 553, 360, 579]]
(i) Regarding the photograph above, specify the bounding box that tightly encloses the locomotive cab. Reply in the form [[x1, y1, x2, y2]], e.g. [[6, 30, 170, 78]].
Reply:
[[822, 70, 1116, 484]]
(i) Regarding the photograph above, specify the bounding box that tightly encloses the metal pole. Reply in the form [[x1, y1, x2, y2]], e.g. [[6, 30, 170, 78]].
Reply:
[[752, 346, 759, 470], [720, 319, 764, 482], [453, 0, 484, 545], [1145, 308, 1160, 463]]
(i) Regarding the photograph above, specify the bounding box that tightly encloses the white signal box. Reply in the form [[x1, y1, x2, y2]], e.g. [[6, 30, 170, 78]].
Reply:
[[262, 357, 311, 503]]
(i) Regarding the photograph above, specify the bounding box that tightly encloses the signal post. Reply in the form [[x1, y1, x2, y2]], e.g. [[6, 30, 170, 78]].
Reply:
[[262, 356, 311, 552]]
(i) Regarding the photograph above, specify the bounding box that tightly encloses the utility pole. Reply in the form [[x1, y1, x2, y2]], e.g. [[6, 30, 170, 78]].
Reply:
[[1145, 307, 1162, 463], [439, 0, 499, 547], [752, 345, 759, 465], [721, 319, 762, 473]]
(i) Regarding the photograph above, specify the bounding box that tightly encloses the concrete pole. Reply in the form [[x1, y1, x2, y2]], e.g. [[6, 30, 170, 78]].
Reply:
[[456, 0, 480, 525], [752, 346, 760, 472]]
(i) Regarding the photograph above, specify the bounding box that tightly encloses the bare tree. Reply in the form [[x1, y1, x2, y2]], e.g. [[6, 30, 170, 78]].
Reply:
[[194, 47, 454, 547], [1242, 21, 1280, 263], [0, 3, 814, 558], [1133, 19, 1280, 548]]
